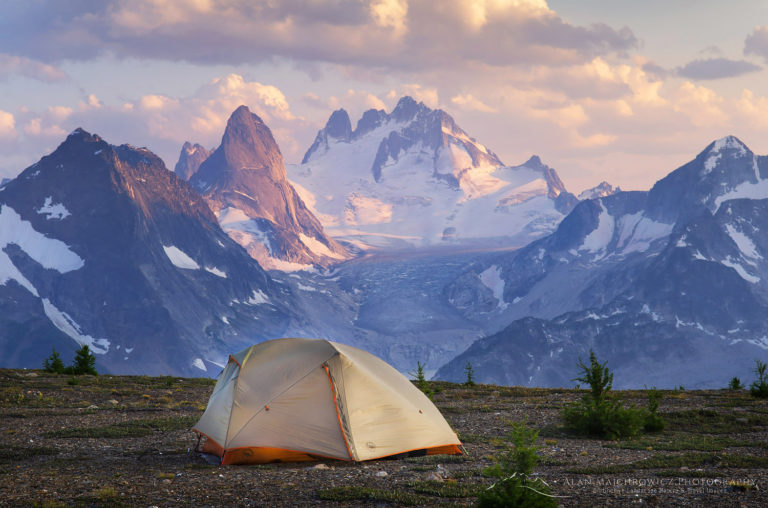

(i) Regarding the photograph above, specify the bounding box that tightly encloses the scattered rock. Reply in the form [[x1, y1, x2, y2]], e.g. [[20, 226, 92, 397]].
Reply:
[[312, 463, 329, 470], [375, 471, 388, 477], [425, 472, 444, 482], [107, 399, 119, 405]]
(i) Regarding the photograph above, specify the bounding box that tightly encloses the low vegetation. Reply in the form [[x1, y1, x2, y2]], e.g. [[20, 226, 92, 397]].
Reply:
[[43, 345, 98, 376], [2, 356, 768, 506], [750, 360, 768, 398], [478, 420, 558, 508], [562, 350, 656, 439]]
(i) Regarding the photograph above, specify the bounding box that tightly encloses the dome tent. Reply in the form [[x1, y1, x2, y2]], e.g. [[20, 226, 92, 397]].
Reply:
[[193, 338, 462, 464]]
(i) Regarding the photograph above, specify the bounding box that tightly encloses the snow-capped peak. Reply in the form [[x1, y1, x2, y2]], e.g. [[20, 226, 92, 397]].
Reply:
[[290, 98, 576, 249], [711, 135, 748, 156], [703, 135, 750, 174], [578, 181, 620, 201]]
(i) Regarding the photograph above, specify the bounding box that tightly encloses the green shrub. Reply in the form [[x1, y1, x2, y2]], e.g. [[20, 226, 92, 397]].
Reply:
[[643, 387, 665, 432], [729, 377, 744, 390], [561, 350, 644, 439], [750, 360, 768, 398], [42, 347, 65, 374], [477, 420, 557, 508]]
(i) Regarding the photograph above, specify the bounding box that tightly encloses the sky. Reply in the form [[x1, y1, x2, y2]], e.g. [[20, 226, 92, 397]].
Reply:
[[1, 0, 768, 194]]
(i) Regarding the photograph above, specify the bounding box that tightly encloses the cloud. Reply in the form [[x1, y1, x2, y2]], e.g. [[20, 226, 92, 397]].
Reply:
[[641, 61, 669, 81], [451, 94, 496, 113], [4, 74, 312, 175], [745, 25, 768, 62], [0, 1, 637, 71], [676, 57, 762, 80], [370, 0, 408, 37], [0, 110, 16, 138], [0, 53, 67, 82], [398, 84, 438, 108]]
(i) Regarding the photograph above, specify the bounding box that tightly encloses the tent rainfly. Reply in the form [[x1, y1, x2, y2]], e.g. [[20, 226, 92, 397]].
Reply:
[[193, 338, 462, 464]]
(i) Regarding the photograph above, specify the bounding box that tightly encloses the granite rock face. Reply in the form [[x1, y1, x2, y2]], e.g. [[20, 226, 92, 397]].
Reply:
[[173, 142, 210, 181], [191, 106, 349, 269]]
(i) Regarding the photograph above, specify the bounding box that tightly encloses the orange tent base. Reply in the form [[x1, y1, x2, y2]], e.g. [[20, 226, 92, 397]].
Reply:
[[199, 434, 462, 465]]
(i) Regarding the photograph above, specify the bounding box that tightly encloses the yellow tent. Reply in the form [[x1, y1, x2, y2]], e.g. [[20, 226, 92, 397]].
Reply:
[[193, 338, 462, 464]]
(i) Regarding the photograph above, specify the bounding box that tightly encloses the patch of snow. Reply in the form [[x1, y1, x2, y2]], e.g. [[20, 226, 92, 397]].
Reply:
[[478, 265, 507, 309], [297, 283, 317, 292], [721, 257, 760, 283], [94, 149, 102, 155], [0, 205, 84, 296], [192, 358, 207, 372], [125, 347, 134, 354], [299, 233, 346, 259], [42, 298, 110, 354], [247, 289, 269, 305], [616, 212, 673, 254], [725, 224, 761, 260], [580, 203, 614, 254], [747, 336, 768, 350], [512, 296, 522, 304], [208, 359, 226, 369], [205, 266, 227, 278], [36, 196, 71, 220], [261, 257, 315, 272], [713, 179, 768, 210], [221, 316, 230, 324], [343, 194, 393, 225], [162, 245, 200, 270], [693, 251, 707, 260], [233, 190, 257, 202]]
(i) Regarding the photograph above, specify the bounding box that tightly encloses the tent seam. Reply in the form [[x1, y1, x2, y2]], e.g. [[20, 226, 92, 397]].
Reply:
[[223, 360, 241, 445], [323, 364, 354, 461]]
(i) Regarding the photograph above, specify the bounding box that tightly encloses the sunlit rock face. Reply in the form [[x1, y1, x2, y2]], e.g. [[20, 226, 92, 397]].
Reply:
[[190, 106, 350, 270]]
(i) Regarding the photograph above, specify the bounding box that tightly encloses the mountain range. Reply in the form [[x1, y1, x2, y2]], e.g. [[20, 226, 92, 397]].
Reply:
[[437, 136, 768, 388], [290, 96, 578, 250], [2, 95, 767, 389]]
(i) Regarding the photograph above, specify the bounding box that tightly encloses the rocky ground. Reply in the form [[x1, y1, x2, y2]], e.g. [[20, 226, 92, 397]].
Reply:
[[1, 368, 767, 507]]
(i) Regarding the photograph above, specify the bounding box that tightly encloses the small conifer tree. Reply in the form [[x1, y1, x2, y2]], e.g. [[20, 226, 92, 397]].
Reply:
[[67, 345, 98, 376], [643, 387, 665, 432], [43, 347, 65, 374], [478, 420, 557, 508], [750, 360, 768, 398], [464, 361, 475, 387], [729, 377, 744, 390], [562, 350, 644, 439], [411, 361, 433, 399]]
